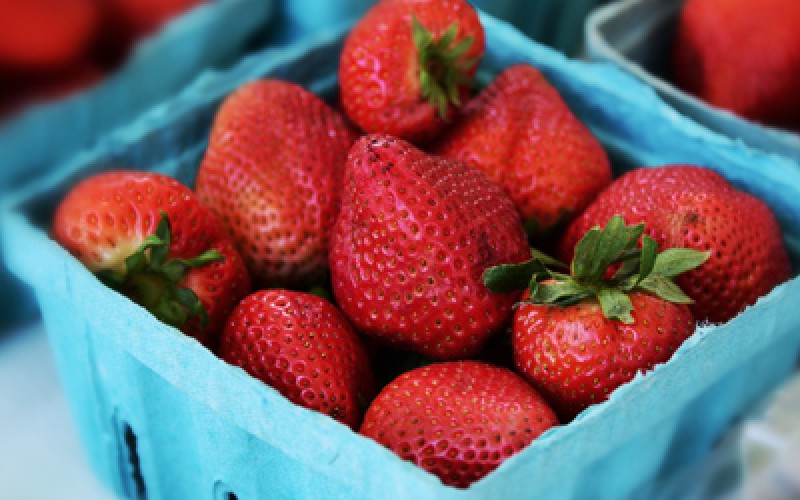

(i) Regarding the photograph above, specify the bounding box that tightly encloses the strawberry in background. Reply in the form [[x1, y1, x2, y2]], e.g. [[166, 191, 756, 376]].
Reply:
[[673, 0, 800, 130], [0, 0, 207, 118], [0, 0, 99, 73], [0, 0, 102, 117]]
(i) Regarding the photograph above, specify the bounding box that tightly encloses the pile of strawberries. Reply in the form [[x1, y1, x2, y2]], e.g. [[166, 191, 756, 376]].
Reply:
[[0, 0, 205, 119], [51, 0, 793, 489]]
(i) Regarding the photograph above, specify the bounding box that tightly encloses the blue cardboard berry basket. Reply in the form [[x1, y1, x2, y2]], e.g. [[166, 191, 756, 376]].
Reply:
[[3, 13, 800, 500], [585, 0, 800, 163], [0, 0, 275, 332], [272, 0, 612, 56]]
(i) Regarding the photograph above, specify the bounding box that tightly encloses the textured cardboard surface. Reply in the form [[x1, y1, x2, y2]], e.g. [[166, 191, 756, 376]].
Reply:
[[3, 14, 800, 500]]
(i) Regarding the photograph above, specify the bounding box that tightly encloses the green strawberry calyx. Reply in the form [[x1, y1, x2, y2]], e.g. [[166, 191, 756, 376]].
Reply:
[[483, 215, 710, 324], [95, 212, 223, 329], [411, 15, 477, 120]]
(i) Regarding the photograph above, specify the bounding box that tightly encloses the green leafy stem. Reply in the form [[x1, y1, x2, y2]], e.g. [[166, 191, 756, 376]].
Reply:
[[412, 15, 478, 119], [483, 215, 709, 323], [96, 212, 223, 329]]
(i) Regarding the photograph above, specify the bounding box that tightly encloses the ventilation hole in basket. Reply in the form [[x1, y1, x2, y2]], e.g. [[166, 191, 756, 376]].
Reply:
[[123, 424, 147, 500], [212, 480, 237, 500]]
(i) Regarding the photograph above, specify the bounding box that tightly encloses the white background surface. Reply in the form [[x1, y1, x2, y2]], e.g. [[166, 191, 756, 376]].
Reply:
[[0, 323, 114, 500]]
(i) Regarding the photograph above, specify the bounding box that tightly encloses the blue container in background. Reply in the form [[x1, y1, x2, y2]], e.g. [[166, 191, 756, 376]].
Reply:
[[473, 0, 614, 55], [585, 0, 800, 163], [0, 0, 275, 332], [269, 0, 613, 56], [3, 12, 800, 500]]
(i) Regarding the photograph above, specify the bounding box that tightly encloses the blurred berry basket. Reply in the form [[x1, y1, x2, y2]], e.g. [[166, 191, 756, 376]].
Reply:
[[3, 12, 800, 500], [272, 0, 613, 55], [0, 0, 274, 331], [0, 0, 274, 192], [472, 0, 615, 55], [585, 0, 800, 163]]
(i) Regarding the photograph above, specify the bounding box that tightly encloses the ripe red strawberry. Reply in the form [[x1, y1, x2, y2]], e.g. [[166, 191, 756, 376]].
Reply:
[[0, 0, 99, 72], [52, 171, 251, 348], [434, 64, 611, 236], [339, 0, 485, 144], [485, 216, 707, 419], [673, 0, 800, 128], [558, 166, 792, 324], [195, 79, 359, 288], [219, 289, 375, 430], [514, 289, 694, 420], [329, 134, 530, 360], [360, 361, 559, 488]]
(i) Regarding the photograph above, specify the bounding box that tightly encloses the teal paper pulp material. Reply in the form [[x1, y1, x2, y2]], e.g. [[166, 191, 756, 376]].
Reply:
[[269, 0, 375, 43], [271, 0, 612, 56], [585, 0, 800, 163], [3, 14, 800, 499], [0, 0, 274, 333], [472, 0, 613, 55]]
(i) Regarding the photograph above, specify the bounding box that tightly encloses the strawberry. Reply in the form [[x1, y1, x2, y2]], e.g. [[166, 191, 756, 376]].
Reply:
[[339, 0, 485, 144], [434, 64, 612, 237], [0, 0, 99, 72], [219, 289, 375, 430], [485, 216, 708, 419], [672, 0, 800, 128], [195, 79, 359, 288], [52, 171, 251, 348], [558, 166, 792, 324], [329, 134, 530, 360], [360, 361, 559, 488]]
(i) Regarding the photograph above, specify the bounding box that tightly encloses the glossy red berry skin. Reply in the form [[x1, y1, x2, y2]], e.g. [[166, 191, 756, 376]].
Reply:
[[219, 289, 375, 430], [559, 165, 791, 324], [360, 361, 558, 488], [513, 290, 694, 420], [434, 64, 611, 234], [329, 134, 530, 360]]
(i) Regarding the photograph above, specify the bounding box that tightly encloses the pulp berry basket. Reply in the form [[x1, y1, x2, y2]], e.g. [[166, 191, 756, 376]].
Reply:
[[584, 0, 800, 163], [272, 0, 610, 56], [0, 0, 275, 332], [3, 13, 800, 500]]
